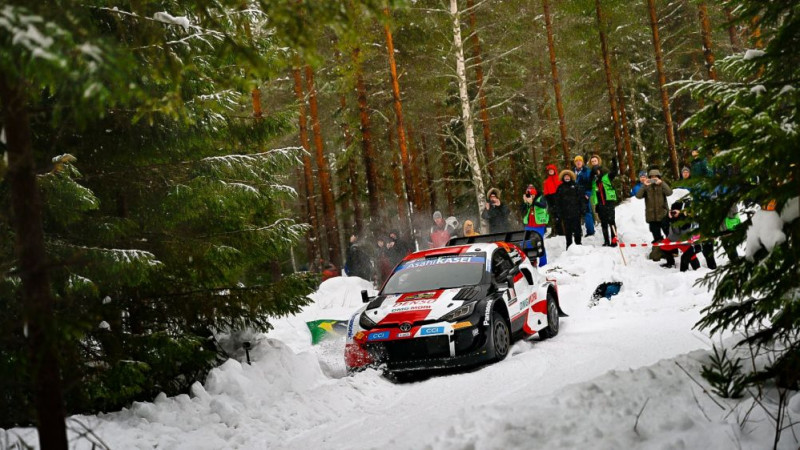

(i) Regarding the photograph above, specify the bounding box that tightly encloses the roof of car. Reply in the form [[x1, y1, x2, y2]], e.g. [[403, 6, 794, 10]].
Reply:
[[402, 243, 500, 262]]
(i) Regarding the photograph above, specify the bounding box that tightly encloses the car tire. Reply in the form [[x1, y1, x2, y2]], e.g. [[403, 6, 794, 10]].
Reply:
[[538, 293, 560, 340], [491, 310, 510, 361]]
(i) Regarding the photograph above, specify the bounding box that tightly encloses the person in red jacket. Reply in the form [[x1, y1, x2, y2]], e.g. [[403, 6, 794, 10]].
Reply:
[[542, 164, 562, 236]]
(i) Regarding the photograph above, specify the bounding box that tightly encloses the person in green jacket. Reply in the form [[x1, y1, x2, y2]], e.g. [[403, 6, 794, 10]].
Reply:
[[590, 157, 619, 247], [520, 184, 549, 266]]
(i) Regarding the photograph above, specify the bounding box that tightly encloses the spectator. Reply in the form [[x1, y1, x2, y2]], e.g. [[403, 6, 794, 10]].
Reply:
[[388, 229, 414, 256], [630, 171, 648, 197], [635, 168, 673, 243], [481, 188, 510, 233], [375, 235, 392, 285], [555, 170, 585, 249], [590, 156, 619, 247], [462, 219, 479, 237], [574, 155, 595, 236], [345, 232, 373, 281], [681, 166, 691, 181], [543, 164, 562, 236], [429, 211, 452, 248], [520, 184, 549, 266], [660, 200, 716, 271], [321, 260, 340, 281], [690, 149, 713, 178]]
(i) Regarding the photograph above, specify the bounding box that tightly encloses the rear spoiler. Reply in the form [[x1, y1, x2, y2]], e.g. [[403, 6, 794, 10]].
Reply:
[[448, 229, 544, 260]]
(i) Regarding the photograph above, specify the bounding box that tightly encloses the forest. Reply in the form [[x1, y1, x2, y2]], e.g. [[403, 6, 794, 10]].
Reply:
[[0, 0, 797, 448]]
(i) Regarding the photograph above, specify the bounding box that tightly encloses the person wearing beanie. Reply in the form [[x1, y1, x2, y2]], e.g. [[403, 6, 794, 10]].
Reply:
[[636, 168, 673, 243], [630, 170, 648, 197], [520, 184, 549, 266], [481, 187, 510, 233], [555, 170, 585, 249], [573, 155, 595, 236], [681, 166, 691, 180], [590, 156, 619, 246], [543, 164, 563, 236], [429, 210, 451, 248]]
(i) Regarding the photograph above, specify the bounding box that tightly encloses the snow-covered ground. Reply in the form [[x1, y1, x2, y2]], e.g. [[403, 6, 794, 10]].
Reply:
[[4, 189, 799, 449]]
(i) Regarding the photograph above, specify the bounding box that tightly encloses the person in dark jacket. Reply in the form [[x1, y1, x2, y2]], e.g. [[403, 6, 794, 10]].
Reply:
[[555, 170, 585, 249], [520, 184, 549, 266], [543, 164, 562, 236], [636, 169, 673, 242], [690, 149, 713, 178], [345, 232, 373, 281], [573, 156, 595, 236], [660, 200, 716, 271], [590, 157, 620, 246], [482, 187, 510, 233]]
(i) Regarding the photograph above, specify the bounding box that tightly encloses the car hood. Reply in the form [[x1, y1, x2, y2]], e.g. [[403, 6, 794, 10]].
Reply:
[[363, 287, 482, 326]]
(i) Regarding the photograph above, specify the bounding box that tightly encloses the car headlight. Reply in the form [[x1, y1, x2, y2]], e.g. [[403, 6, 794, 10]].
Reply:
[[440, 302, 476, 322], [359, 310, 377, 330]]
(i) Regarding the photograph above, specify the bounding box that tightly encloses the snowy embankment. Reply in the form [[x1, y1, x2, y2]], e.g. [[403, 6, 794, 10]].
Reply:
[[4, 190, 799, 449]]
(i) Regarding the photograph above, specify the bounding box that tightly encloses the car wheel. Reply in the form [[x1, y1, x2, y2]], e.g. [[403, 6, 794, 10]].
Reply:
[[538, 293, 560, 340], [491, 310, 510, 361]]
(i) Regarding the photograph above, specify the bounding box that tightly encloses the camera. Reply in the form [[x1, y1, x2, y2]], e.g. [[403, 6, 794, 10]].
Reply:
[[524, 193, 532, 199]]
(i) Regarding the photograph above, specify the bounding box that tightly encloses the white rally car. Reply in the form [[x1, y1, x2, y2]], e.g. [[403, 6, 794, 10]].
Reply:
[[345, 231, 565, 376]]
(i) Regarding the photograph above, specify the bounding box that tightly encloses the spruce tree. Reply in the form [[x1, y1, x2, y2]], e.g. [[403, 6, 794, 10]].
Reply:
[[0, 0, 387, 435], [679, 0, 800, 387]]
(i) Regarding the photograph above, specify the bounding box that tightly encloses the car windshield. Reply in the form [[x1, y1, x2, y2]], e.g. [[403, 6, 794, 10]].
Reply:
[[381, 254, 486, 295]]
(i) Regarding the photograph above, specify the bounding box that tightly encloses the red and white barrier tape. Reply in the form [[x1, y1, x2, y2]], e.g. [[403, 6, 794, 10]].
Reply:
[[611, 235, 702, 248]]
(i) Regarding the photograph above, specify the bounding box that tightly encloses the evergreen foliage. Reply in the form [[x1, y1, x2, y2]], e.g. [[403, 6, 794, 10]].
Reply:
[[678, 0, 800, 387], [700, 344, 746, 398], [0, 0, 387, 427]]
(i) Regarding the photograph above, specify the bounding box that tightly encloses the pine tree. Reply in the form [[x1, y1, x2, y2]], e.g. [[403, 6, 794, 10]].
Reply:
[[0, 0, 383, 436], [680, 0, 800, 388]]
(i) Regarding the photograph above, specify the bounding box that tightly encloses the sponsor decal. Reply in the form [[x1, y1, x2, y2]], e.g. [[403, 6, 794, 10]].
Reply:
[[483, 299, 494, 326], [367, 331, 390, 341], [397, 332, 411, 338], [520, 299, 530, 309], [354, 331, 365, 340], [347, 315, 356, 338], [420, 326, 445, 336], [401, 291, 437, 301], [452, 321, 472, 330], [396, 299, 437, 306], [507, 298, 518, 307], [397, 256, 485, 271]]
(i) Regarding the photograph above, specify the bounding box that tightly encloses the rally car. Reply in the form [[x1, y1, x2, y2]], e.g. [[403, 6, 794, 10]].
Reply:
[[344, 230, 566, 376]]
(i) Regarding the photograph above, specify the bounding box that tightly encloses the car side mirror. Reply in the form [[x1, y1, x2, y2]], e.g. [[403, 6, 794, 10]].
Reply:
[[361, 290, 370, 303]]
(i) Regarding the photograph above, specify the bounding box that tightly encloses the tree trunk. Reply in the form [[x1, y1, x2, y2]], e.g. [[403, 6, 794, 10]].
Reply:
[[542, 0, 571, 166], [291, 66, 321, 264], [466, 0, 495, 183], [723, 7, 740, 51], [698, 3, 718, 81], [387, 127, 411, 236], [438, 120, 456, 217], [420, 131, 437, 212], [251, 86, 263, 120], [352, 47, 381, 231], [305, 66, 341, 264], [627, 84, 648, 169], [338, 93, 364, 233], [451, 0, 487, 229], [383, 7, 416, 219], [646, 0, 680, 179], [407, 124, 428, 213], [617, 82, 637, 180], [0, 75, 69, 450], [595, 0, 626, 184]]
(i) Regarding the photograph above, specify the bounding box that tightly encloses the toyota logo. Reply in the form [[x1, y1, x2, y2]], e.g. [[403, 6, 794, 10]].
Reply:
[[399, 322, 412, 332]]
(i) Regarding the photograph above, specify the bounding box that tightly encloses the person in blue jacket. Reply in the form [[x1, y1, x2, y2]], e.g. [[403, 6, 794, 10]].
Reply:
[[573, 155, 595, 236], [630, 171, 648, 197]]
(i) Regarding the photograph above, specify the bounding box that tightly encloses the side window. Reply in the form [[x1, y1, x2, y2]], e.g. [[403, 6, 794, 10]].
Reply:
[[491, 249, 513, 280]]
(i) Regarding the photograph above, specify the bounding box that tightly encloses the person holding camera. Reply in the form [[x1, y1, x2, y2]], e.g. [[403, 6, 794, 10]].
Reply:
[[481, 188, 510, 233], [520, 184, 549, 266], [635, 168, 673, 243]]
